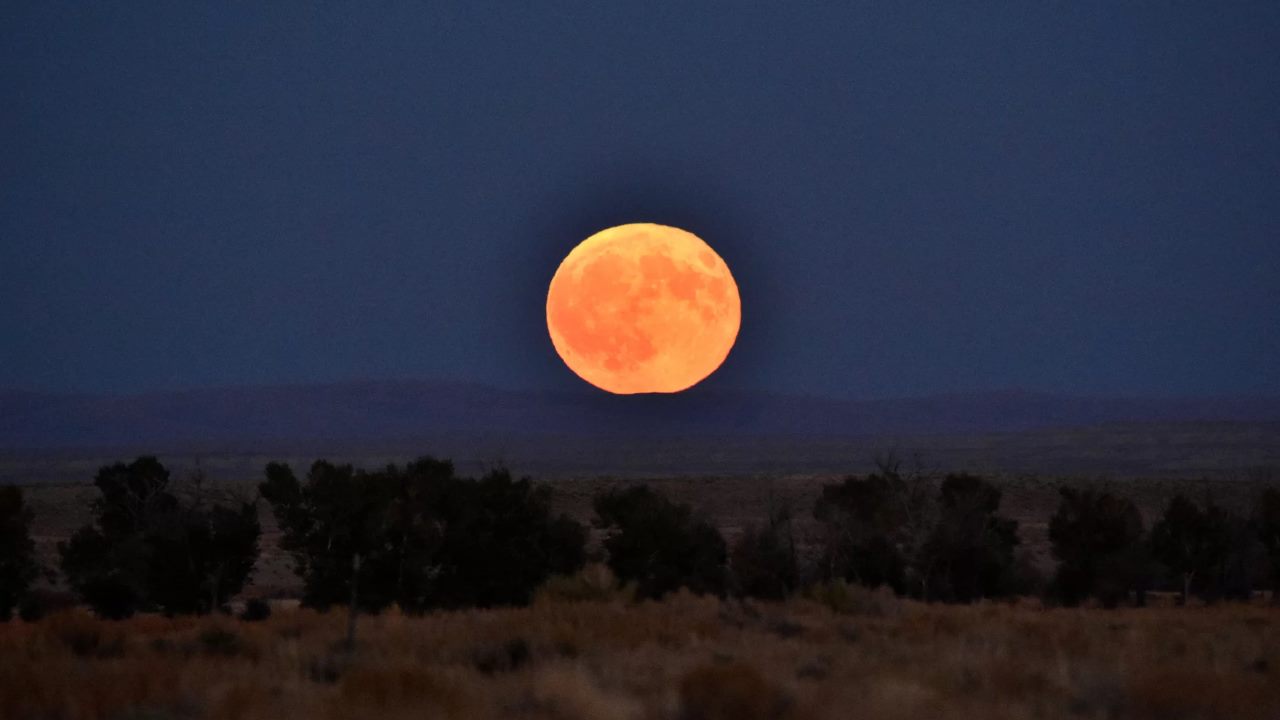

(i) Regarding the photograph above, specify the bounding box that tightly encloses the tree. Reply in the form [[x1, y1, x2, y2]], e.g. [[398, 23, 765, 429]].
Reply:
[[60, 457, 261, 618], [924, 474, 1020, 602], [0, 486, 40, 621], [260, 460, 398, 647], [1048, 488, 1145, 607], [60, 457, 175, 618], [260, 457, 587, 630], [730, 500, 799, 600], [428, 468, 587, 608], [260, 460, 400, 614], [146, 501, 261, 615], [813, 455, 936, 595], [1258, 489, 1280, 603], [594, 485, 727, 600], [1213, 511, 1265, 603], [1149, 495, 1229, 604]]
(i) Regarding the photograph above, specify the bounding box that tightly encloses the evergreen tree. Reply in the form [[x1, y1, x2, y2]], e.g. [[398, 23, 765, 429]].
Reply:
[[925, 474, 1020, 602], [1048, 488, 1145, 607], [594, 485, 727, 599], [60, 457, 260, 618], [0, 486, 40, 621]]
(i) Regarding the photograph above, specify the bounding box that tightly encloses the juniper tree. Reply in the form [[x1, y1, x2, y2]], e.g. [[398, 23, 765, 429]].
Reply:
[[0, 486, 40, 621], [594, 485, 727, 600]]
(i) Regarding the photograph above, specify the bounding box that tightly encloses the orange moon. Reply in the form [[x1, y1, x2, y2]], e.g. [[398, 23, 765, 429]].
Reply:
[[546, 223, 741, 394]]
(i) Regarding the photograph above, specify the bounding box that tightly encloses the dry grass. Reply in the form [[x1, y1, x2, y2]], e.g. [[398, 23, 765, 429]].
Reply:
[[2, 593, 1278, 720]]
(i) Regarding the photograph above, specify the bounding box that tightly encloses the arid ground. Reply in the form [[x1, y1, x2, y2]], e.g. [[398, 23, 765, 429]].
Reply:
[[3, 589, 1278, 720], [8, 456, 1280, 720]]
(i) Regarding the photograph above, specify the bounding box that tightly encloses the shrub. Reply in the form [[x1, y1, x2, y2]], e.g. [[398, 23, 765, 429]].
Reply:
[[1213, 512, 1266, 602], [804, 579, 900, 617], [593, 485, 727, 600], [1150, 495, 1231, 604], [50, 613, 126, 658], [730, 519, 799, 601], [197, 627, 243, 657], [535, 563, 634, 604], [59, 457, 261, 618], [1048, 487, 1145, 607], [239, 598, 272, 622], [59, 525, 145, 619], [18, 595, 46, 622], [1257, 489, 1280, 601], [17, 589, 75, 622], [679, 661, 792, 720], [812, 457, 938, 596], [924, 473, 1020, 602], [260, 459, 399, 613], [428, 468, 587, 609], [0, 486, 40, 621], [261, 457, 587, 613], [473, 637, 531, 675], [146, 501, 261, 615]]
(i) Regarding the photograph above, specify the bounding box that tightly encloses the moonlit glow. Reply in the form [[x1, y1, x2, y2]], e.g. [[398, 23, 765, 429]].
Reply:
[[546, 223, 741, 394]]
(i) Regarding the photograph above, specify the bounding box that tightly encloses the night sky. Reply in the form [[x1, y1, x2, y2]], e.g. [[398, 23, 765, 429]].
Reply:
[[3, 3, 1277, 399]]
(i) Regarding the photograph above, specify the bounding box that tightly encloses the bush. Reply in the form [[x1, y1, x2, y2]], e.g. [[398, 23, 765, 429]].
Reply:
[[924, 473, 1021, 602], [812, 458, 937, 596], [1257, 489, 1280, 601], [1048, 487, 1145, 607], [1151, 495, 1231, 603], [679, 661, 792, 720], [18, 595, 45, 622], [0, 485, 40, 621], [473, 637, 531, 675], [593, 485, 727, 600], [198, 627, 243, 657], [147, 502, 261, 615], [240, 598, 272, 622], [59, 457, 261, 618], [804, 579, 900, 617], [730, 520, 799, 601], [535, 563, 634, 604], [428, 468, 588, 609], [261, 459, 400, 612], [17, 589, 75, 622], [260, 457, 587, 613]]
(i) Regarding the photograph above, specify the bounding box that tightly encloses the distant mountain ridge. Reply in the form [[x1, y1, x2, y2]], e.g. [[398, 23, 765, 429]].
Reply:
[[1, 381, 1278, 451]]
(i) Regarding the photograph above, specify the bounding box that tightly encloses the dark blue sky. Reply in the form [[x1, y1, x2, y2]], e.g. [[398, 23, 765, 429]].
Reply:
[[3, 3, 1277, 399]]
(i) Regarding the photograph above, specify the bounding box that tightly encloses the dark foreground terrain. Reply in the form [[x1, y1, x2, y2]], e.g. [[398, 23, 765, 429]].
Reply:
[[3, 588, 1278, 720], [17, 470, 1278, 598]]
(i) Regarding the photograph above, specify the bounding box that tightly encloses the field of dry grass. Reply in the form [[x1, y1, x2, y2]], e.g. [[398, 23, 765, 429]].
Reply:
[[2, 584, 1278, 720]]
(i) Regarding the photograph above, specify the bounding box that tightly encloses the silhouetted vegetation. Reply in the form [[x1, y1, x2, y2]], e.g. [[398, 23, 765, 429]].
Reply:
[[730, 502, 800, 601], [1150, 495, 1231, 604], [239, 598, 272, 622], [1260, 489, 1280, 602], [812, 461, 1023, 602], [261, 457, 587, 621], [813, 469, 912, 594], [260, 459, 402, 616], [59, 457, 260, 618], [6, 452, 1279, 622], [0, 485, 41, 621], [1048, 487, 1147, 607], [924, 473, 1021, 602], [593, 485, 728, 599]]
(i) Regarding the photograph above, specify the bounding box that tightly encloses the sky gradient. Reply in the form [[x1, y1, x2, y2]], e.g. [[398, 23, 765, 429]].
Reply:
[[2, 3, 1277, 399]]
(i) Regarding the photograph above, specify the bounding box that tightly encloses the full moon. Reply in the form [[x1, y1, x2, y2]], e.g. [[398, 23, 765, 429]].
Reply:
[[546, 223, 741, 394]]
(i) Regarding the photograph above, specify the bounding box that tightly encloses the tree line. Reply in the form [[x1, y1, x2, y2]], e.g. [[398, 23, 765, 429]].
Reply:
[[3, 455, 1280, 622]]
